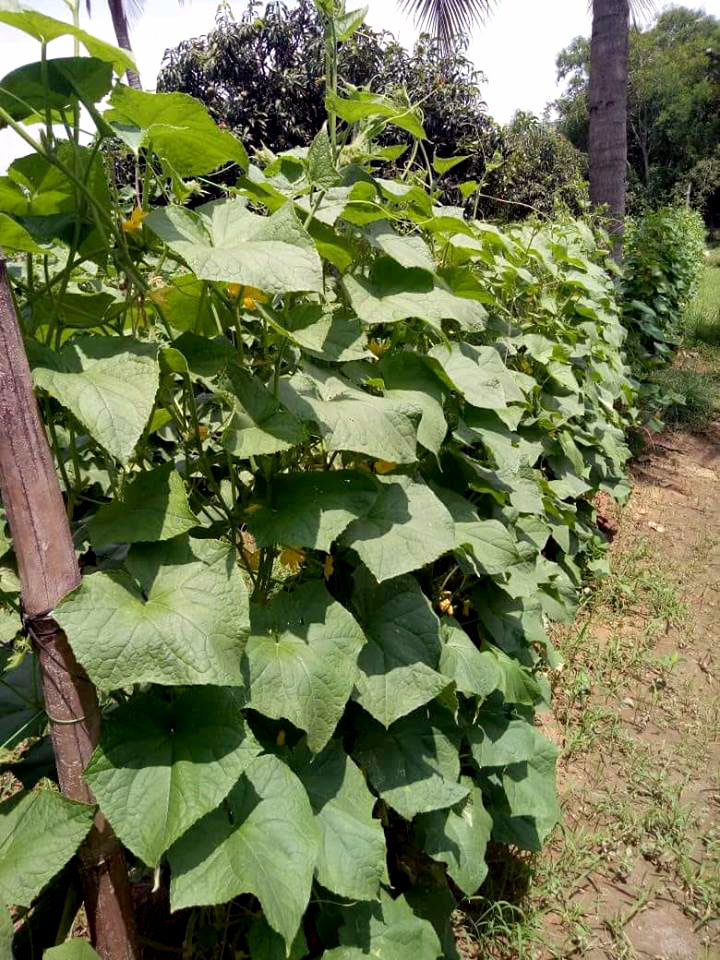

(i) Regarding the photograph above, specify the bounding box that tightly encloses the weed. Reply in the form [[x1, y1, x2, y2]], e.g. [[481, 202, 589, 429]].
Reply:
[[684, 263, 720, 345]]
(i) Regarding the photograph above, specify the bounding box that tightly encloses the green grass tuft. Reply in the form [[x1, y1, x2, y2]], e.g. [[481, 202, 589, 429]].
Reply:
[[684, 260, 720, 345]]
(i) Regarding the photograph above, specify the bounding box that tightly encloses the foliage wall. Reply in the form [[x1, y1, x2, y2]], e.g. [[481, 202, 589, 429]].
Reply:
[[0, 2, 652, 957]]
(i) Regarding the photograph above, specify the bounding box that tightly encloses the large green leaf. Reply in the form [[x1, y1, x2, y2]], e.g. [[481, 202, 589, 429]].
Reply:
[[324, 891, 442, 960], [0, 212, 43, 252], [340, 476, 455, 583], [0, 2, 135, 75], [415, 783, 492, 895], [107, 86, 248, 175], [433, 486, 533, 576], [343, 259, 485, 331], [30, 336, 159, 465], [479, 732, 561, 852], [0, 905, 12, 960], [438, 619, 501, 700], [56, 537, 249, 690], [0, 789, 94, 908], [169, 753, 319, 949], [84, 688, 260, 867], [245, 583, 365, 753], [222, 366, 306, 458], [0, 655, 45, 750], [326, 91, 427, 140], [292, 741, 388, 900], [89, 462, 197, 546], [365, 223, 434, 272], [246, 470, 380, 551], [467, 711, 551, 768], [44, 942, 100, 959], [273, 304, 369, 363], [354, 710, 468, 820], [146, 199, 322, 295], [428, 343, 525, 409], [352, 573, 448, 728], [377, 353, 448, 456], [0, 58, 112, 122], [248, 916, 307, 960], [278, 368, 419, 465]]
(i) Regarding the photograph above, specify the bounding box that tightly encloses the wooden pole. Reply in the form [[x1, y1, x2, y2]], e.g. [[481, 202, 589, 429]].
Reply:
[[0, 251, 140, 960]]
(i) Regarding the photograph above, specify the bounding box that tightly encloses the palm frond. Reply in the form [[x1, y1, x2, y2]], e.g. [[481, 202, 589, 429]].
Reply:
[[85, 0, 147, 23], [400, 0, 495, 51]]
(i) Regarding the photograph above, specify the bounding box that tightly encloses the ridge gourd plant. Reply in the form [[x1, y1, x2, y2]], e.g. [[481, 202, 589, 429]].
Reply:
[[0, 0, 640, 955]]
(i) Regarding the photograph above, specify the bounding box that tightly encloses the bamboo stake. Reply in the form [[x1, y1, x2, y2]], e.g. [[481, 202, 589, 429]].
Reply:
[[0, 250, 140, 960]]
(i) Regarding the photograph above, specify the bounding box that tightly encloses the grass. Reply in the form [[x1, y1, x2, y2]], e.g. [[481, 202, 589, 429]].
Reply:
[[684, 255, 720, 346]]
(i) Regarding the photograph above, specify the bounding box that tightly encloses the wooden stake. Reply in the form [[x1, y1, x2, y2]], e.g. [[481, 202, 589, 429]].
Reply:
[[0, 251, 140, 960]]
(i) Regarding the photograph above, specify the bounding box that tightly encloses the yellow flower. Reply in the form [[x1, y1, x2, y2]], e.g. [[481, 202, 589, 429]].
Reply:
[[462, 599, 471, 618], [368, 338, 388, 358], [227, 284, 269, 311], [244, 503, 263, 515], [323, 554, 335, 580], [276, 728, 286, 746], [374, 460, 397, 475], [438, 590, 454, 617], [121, 206, 147, 234], [279, 547, 305, 575]]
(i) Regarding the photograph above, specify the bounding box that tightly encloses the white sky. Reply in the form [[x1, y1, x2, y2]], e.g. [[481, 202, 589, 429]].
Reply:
[[1, 0, 720, 170]]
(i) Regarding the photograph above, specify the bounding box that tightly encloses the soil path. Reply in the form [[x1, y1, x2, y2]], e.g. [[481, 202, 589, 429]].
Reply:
[[539, 423, 720, 960]]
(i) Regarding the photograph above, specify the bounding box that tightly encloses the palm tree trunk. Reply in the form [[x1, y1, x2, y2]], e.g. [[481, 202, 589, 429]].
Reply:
[[107, 0, 142, 89], [589, 0, 629, 259]]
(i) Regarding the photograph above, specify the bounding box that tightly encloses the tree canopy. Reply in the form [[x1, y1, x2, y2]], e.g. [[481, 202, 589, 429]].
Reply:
[[553, 6, 720, 225], [157, 0, 585, 221]]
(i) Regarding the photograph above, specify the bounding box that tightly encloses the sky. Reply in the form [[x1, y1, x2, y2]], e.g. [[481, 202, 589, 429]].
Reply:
[[1, 0, 720, 170]]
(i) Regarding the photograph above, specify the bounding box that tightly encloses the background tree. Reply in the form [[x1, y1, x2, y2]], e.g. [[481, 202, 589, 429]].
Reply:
[[157, 0, 585, 220], [553, 7, 720, 226]]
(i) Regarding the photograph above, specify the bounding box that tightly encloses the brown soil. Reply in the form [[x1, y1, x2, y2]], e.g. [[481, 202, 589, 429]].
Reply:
[[541, 424, 720, 960]]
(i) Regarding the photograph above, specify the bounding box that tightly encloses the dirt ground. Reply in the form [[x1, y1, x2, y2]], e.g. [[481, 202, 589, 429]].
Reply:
[[538, 423, 720, 960]]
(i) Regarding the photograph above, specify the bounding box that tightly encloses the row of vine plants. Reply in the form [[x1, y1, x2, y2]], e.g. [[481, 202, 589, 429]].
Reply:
[[0, 1, 648, 957]]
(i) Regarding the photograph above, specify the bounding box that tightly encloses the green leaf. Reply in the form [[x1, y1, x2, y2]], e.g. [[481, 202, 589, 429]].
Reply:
[[0, 789, 94, 908], [343, 259, 485, 332], [146, 199, 322, 295], [491, 646, 544, 706], [365, 223, 434, 272], [0, 2, 135, 75], [56, 537, 249, 690], [277, 304, 369, 363], [107, 86, 248, 175], [438, 618, 501, 700], [246, 470, 380, 551], [415, 783, 492, 895], [279, 369, 418, 465], [29, 336, 159, 465], [432, 154, 469, 175], [245, 583, 365, 753], [467, 711, 550, 767], [428, 343, 525, 409], [32, 291, 116, 330], [378, 353, 448, 456], [44, 942, 101, 959], [0, 58, 112, 123], [352, 573, 448, 727], [480, 731, 561, 852], [0, 212, 43, 252], [0, 655, 45, 750], [0, 905, 12, 960], [324, 891, 442, 960], [222, 366, 306, 458], [354, 709, 469, 820], [433, 486, 532, 576], [326, 91, 427, 140], [169, 753, 319, 949], [292, 740, 388, 900], [335, 5, 368, 41], [340, 476, 455, 583], [307, 126, 340, 189], [84, 688, 260, 867], [89, 462, 197, 546]]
